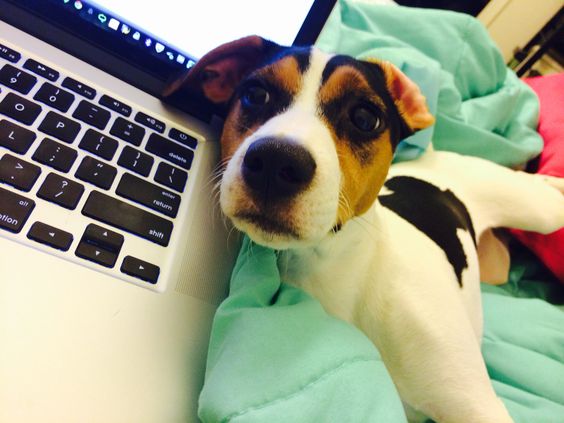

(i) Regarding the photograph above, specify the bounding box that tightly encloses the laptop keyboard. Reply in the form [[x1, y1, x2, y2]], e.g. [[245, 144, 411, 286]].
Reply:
[[0, 41, 201, 287]]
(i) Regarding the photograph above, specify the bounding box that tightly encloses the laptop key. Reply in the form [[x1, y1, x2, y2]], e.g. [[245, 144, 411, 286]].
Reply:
[[0, 119, 37, 154], [75, 240, 118, 268], [32, 137, 78, 173], [0, 154, 41, 191], [78, 129, 118, 161], [116, 172, 181, 218], [27, 221, 73, 251], [99, 94, 132, 117], [0, 43, 21, 63], [72, 100, 111, 130], [0, 64, 37, 94], [37, 172, 84, 210], [110, 117, 145, 146], [38, 111, 81, 143], [154, 162, 188, 193], [75, 156, 117, 190], [121, 256, 160, 284], [169, 127, 197, 149], [0, 92, 42, 125], [83, 223, 124, 253], [33, 82, 75, 112], [23, 59, 59, 82], [61, 77, 96, 100], [0, 186, 35, 233], [117, 145, 153, 177], [82, 190, 173, 247], [135, 111, 165, 133], [146, 133, 194, 170]]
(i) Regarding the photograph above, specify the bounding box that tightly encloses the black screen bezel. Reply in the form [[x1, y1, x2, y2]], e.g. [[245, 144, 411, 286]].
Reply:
[[0, 0, 336, 122]]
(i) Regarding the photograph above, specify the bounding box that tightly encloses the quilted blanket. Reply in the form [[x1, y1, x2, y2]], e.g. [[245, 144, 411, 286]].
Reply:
[[197, 2, 563, 422]]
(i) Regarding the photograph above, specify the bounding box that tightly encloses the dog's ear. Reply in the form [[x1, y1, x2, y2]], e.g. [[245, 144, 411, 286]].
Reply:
[[162, 36, 281, 106], [365, 59, 435, 133]]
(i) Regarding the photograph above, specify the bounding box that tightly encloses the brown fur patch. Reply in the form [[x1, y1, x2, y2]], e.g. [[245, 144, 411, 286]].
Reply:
[[369, 59, 435, 131], [220, 101, 258, 162], [334, 132, 393, 225], [319, 65, 386, 110], [318, 64, 394, 226], [220, 55, 304, 163], [254, 55, 303, 99]]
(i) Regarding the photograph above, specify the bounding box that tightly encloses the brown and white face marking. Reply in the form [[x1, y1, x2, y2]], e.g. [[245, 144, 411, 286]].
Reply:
[[219, 48, 431, 249], [162, 36, 433, 249]]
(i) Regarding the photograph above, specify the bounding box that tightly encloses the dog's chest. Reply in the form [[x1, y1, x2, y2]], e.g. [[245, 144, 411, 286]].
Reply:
[[277, 222, 378, 322], [277, 171, 483, 336]]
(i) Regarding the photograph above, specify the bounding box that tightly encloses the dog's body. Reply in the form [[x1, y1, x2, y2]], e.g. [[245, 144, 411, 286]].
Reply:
[[279, 150, 564, 422], [166, 37, 564, 422]]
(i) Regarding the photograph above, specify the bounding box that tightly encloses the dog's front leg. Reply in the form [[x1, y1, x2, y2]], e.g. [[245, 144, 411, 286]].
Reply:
[[356, 217, 513, 423]]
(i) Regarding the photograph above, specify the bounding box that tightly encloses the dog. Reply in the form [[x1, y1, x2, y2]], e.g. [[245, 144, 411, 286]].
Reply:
[[164, 36, 564, 423]]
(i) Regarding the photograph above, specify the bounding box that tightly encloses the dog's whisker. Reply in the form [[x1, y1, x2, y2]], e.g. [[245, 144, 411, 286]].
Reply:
[[226, 225, 238, 248], [337, 188, 354, 225], [205, 159, 232, 225]]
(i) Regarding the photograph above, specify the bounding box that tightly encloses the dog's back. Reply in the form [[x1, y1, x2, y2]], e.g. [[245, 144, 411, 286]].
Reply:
[[388, 150, 564, 237]]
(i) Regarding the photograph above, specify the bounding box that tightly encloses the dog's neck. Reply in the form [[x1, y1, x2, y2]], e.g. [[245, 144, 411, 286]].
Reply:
[[276, 203, 389, 322]]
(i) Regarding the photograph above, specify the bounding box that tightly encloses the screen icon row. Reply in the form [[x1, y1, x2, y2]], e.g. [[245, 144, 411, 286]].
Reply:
[[62, 0, 196, 69]]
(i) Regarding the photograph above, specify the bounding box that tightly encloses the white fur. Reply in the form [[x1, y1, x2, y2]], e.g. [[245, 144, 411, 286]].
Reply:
[[220, 48, 564, 422]]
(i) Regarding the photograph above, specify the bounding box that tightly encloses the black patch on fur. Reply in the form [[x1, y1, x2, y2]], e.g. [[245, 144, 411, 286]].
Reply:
[[379, 176, 476, 286], [320, 56, 413, 147]]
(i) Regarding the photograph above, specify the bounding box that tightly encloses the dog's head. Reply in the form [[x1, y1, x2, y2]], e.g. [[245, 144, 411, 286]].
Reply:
[[165, 36, 434, 249]]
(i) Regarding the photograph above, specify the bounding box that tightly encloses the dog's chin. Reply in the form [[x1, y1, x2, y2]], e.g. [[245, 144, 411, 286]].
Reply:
[[229, 213, 330, 250]]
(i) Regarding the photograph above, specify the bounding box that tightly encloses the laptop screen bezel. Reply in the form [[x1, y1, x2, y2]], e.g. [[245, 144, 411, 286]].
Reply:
[[0, 0, 336, 122]]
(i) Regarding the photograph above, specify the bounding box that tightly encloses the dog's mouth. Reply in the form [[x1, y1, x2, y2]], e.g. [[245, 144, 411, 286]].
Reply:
[[234, 211, 300, 239]]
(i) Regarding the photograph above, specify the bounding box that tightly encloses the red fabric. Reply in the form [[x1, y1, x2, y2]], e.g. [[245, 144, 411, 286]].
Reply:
[[511, 73, 564, 283]]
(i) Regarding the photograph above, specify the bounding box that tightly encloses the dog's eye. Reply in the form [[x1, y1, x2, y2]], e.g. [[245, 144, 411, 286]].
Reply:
[[350, 105, 382, 132], [242, 85, 270, 107]]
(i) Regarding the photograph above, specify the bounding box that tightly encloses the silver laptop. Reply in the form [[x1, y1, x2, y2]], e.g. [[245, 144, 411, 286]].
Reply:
[[0, 1, 334, 421]]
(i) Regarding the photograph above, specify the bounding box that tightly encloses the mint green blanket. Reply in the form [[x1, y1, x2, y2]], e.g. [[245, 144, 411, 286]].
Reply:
[[198, 2, 563, 422], [317, 0, 542, 166]]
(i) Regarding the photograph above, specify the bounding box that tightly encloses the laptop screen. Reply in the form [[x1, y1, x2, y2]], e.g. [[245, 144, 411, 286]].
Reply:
[[90, 0, 317, 62], [1, 0, 335, 119]]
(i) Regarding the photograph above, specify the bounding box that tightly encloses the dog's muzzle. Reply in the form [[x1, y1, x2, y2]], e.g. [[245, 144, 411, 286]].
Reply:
[[242, 137, 316, 203]]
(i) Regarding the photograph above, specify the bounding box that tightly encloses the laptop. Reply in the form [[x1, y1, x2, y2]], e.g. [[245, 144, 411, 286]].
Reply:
[[0, 0, 335, 421]]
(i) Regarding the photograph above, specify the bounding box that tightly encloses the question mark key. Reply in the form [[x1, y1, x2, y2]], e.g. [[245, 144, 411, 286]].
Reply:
[[37, 172, 85, 210]]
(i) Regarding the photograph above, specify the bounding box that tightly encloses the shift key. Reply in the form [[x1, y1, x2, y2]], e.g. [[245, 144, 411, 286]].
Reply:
[[82, 191, 173, 246], [0, 186, 35, 233]]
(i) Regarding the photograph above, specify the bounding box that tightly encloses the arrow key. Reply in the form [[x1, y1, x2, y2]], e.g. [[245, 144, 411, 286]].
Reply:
[[75, 240, 118, 268], [83, 223, 124, 253], [121, 256, 159, 284], [27, 221, 73, 251]]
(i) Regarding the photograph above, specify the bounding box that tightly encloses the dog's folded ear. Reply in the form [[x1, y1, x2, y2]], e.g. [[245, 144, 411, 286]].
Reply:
[[162, 35, 281, 106], [365, 59, 435, 133]]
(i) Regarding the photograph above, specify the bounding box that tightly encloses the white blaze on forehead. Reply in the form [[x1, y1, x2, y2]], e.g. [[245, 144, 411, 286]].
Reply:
[[245, 48, 335, 145], [292, 48, 333, 113]]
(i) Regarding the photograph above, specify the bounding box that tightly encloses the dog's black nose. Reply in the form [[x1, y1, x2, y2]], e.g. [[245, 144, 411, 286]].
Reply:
[[242, 137, 316, 201]]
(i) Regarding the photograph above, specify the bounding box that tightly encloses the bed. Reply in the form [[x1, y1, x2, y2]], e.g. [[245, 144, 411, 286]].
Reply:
[[197, 2, 564, 421]]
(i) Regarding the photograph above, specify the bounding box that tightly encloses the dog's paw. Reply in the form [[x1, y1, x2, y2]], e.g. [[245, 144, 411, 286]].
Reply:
[[539, 174, 564, 195]]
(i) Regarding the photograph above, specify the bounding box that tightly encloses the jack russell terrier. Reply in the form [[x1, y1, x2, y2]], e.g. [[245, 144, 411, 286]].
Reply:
[[164, 36, 564, 423]]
